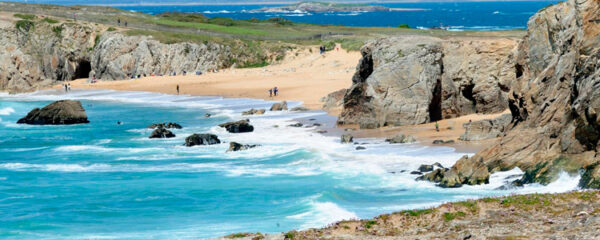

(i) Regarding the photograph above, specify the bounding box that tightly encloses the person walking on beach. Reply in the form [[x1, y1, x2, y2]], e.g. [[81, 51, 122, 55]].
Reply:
[[176, 85, 180, 95], [64, 83, 68, 93], [273, 87, 279, 96], [435, 121, 439, 132], [67, 83, 71, 92], [268, 88, 273, 97]]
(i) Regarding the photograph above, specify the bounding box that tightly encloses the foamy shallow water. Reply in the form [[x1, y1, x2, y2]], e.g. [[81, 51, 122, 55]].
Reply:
[[0, 90, 580, 239]]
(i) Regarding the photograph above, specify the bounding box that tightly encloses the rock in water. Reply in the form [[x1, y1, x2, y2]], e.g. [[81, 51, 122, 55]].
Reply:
[[242, 108, 266, 116], [227, 142, 259, 152], [149, 128, 175, 138], [290, 106, 310, 112], [270, 101, 288, 111], [418, 164, 434, 172], [386, 134, 416, 144], [148, 122, 183, 129], [218, 120, 254, 133], [17, 100, 89, 125], [185, 134, 221, 147], [341, 134, 354, 143]]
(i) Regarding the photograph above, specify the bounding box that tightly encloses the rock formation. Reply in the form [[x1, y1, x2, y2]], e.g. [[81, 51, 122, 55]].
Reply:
[[227, 142, 259, 152], [338, 36, 518, 129], [270, 101, 288, 111], [148, 122, 183, 129], [185, 134, 221, 147], [149, 128, 176, 139], [426, 0, 600, 188], [17, 100, 89, 125], [385, 134, 416, 144], [459, 114, 511, 141], [0, 16, 231, 92], [218, 120, 254, 133], [242, 108, 265, 116], [341, 134, 354, 143]]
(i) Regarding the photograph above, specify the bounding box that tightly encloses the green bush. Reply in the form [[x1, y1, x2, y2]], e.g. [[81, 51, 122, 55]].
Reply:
[[42, 17, 59, 24], [16, 20, 34, 32], [14, 13, 35, 20], [52, 26, 63, 37], [323, 41, 336, 51], [398, 24, 411, 29], [443, 211, 466, 221], [107, 27, 116, 32]]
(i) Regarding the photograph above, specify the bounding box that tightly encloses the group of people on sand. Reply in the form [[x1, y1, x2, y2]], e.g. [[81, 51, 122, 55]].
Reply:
[[63, 83, 71, 92], [268, 87, 279, 97], [117, 18, 127, 27]]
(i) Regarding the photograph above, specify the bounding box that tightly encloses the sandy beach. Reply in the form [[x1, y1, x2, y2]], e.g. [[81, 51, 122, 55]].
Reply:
[[63, 46, 359, 111], [59, 45, 510, 151]]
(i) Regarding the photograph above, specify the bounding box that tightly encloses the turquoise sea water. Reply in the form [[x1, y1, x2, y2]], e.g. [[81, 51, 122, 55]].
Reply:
[[0, 90, 580, 239]]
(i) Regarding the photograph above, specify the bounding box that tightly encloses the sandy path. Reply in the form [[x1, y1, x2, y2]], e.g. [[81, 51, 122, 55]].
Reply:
[[63, 46, 360, 111]]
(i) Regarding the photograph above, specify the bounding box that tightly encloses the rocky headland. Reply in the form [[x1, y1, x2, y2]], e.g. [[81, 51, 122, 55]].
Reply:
[[251, 2, 390, 13]]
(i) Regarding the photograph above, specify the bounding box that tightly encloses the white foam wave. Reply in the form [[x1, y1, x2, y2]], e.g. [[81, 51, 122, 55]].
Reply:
[[0, 107, 15, 115], [287, 197, 358, 229]]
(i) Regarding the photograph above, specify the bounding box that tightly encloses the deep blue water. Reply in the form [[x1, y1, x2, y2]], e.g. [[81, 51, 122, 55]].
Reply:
[[0, 90, 580, 239], [113, 1, 561, 31]]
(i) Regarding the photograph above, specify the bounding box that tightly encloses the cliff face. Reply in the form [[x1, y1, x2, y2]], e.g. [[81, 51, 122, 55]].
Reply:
[[338, 36, 518, 129], [425, 0, 600, 188], [0, 18, 231, 93]]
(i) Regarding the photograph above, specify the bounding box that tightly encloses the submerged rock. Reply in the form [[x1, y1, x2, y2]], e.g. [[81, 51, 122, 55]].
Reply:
[[17, 100, 89, 125], [356, 146, 366, 150], [288, 123, 303, 127], [218, 120, 254, 133], [290, 106, 310, 112], [418, 164, 434, 172], [227, 142, 259, 152], [149, 128, 175, 138], [432, 139, 455, 145], [270, 101, 288, 111], [185, 134, 220, 147]]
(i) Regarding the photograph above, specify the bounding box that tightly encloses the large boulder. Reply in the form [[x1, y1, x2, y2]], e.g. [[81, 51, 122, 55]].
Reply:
[[270, 101, 288, 111], [218, 120, 254, 133], [227, 142, 259, 152], [17, 100, 89, 125], [459, 114, 512, 141], [338, 36, 517, 129], [185, 134, 221, 147], [385, 134, 416, 144], [149, 128, 175, 139], [341, 134, 354, 143], [427, 0, 600, 188]]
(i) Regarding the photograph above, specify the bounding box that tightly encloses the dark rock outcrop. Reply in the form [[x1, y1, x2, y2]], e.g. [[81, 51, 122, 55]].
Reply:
[[227, 142, 259, 152], [337, 36, 518, 129], [148, 122, 182, 129], [429, 0, 600, 188], [290, 106, 310, 112], [149, 128, 175, 138], [185, 134, 221, 147], [17, 100, 89, 125], [219, 120, 254, 133], [459, 114, 512, 141], [270, 101, 288, 111]]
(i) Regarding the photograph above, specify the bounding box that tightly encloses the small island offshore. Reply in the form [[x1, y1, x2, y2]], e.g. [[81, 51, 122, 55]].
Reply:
[[1, 0, 600, 239], [250, 1, 427, 13]]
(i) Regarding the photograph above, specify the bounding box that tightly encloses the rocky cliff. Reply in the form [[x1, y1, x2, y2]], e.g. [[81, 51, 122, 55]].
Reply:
[[0, 16, 231, 92], [424, 0, 600, 188], [338, 36, 518, 129]]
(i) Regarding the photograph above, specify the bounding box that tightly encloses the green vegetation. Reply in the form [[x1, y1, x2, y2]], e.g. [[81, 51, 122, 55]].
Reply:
[[364, 220, 377, 229], [442, 211, 466, 221], [16, 20, 34, 32], [398, 24, 411, 29], [107, 27, 117, 31], [402, 208, 433, 217], [52, 26, 63, 37], [224, 233, 250, 238], [284, 231, 296, 239], [42, 17, 59, 24], [14, 13, 36, 20]]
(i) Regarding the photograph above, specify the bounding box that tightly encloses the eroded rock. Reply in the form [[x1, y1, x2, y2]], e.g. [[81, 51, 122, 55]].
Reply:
[[17, 100, 89, 125], [270, 101, 288, 111], [219, 120, 254, 133], [227, 142, 259, 152], [185, 134, 220, 147]]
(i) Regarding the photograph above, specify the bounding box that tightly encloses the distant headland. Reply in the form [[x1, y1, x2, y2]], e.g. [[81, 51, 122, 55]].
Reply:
[[250, 1, 427, 13]]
